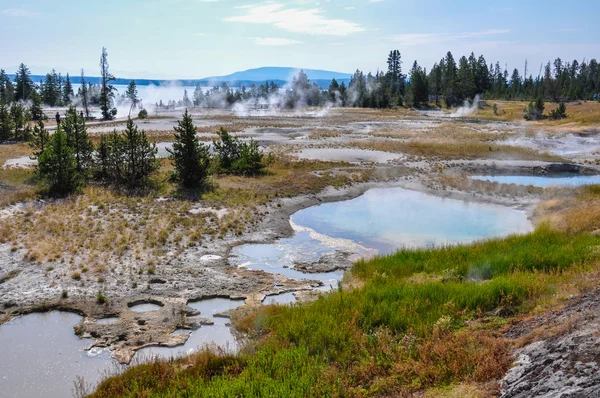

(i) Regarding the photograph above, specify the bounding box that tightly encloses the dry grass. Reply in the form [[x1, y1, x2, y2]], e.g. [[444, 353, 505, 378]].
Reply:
[[0, 143, 38, 206], [0, 156, 367, 271], [308, 128, 349, 139], [476, 100, 600, 126], [0, 142, 32, 165], [537, 185, 600, 234], [435, 174, 543, 197], [346, 121, 560, 161], [350, 138, 560, 161]]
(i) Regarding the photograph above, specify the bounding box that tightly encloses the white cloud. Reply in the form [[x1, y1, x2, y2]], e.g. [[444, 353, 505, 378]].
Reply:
[[0, 8, 39, 17], [392, 30, 510, 46], [225, 3, 365, 36], [249, 37, 303, 46]]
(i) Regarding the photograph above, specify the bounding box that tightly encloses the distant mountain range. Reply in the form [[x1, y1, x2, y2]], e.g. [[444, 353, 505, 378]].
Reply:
[[11, 67, 352, 90], [204, 67, 351, 82]]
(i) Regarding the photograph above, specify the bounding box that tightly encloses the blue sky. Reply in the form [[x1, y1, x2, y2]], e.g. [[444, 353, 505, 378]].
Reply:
[[1, 0, 599, 79]]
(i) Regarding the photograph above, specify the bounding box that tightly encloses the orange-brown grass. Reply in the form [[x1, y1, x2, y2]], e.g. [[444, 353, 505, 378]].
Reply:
[[436, 174, 543, 197], [308, 128, 350, 139], [0, 143, 38, 206], [537, 185, 600, 234], [476, 100, 600, 126], [350, 138, 561, 161]]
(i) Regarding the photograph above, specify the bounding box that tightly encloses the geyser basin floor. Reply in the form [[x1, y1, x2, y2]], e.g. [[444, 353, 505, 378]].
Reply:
[[232, 187, 533, 287], [472, 174, 600, 188], [0, 312, 117, 398]]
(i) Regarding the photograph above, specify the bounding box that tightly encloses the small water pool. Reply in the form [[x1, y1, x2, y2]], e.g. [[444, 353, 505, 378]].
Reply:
[[0, 312, 118, 398], [291, 187, 532, 254], [96, 317, 119, 325], [262, 292, 298, 305], [128, 303, 162, 313], [472, 174, 600, 188]]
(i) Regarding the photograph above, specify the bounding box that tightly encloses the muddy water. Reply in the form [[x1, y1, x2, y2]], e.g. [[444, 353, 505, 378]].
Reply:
[[263, 292, 297, 305], [472, 174, 600, 188], [233, 187, 533, 286], [128, 303, 162, 313], [0, 312, 118, 398], [0, 299, 246, 397], [295, 148, 403, 163], [136, 298, 245, 360]]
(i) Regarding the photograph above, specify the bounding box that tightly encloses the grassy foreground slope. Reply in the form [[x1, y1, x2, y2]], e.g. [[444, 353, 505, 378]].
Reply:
[[91, 188, 600, 397]]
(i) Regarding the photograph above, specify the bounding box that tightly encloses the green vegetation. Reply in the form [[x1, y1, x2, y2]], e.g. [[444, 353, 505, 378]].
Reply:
[[524, 98, 568, 121], [99, 47, 117, 120], [524, 98, 545, 121], [37, 126, 81, 197], [96, 291, 107, 305], [213, 128, 268, 176], [168, 109, 210, 188], [550, 101, 568, 120], [93, 225, 600, 397]]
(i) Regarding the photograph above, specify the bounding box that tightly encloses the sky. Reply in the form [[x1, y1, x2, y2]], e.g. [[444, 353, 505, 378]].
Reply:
[[1, 0, 599, 80]]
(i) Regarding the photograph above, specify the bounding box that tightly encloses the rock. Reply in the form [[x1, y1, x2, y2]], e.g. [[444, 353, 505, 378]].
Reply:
[[293, 251, 352, 274], [186, 316, 214, 329]]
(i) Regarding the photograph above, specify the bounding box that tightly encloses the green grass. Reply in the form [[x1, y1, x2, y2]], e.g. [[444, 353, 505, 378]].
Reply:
[[92, 226, 600, 397]]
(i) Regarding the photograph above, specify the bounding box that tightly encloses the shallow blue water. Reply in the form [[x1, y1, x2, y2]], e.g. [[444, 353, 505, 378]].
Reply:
[[472, 174, 600, 188], [231, 230, 343, 287], [291, 187, 532, 254]]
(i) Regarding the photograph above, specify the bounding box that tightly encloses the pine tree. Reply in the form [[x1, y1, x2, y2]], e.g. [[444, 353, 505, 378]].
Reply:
[[62, 73, 74, 105], [168, 110, 210, 188], [41, 70, 61, 106], [193, 86, 205, 106], [10, 102, 28, 141], [79, 69, 91, 118], [0, 69, 14, 104], [456, 56, 476, 102], [0, 102, 14, 141], [37, 126, 81, 197], [95, 131, 124, 182], [429, 63, 442, 105], [29, 89, 45, 121], [122, 118, 159, 187], [442, 52, 458, 107], [99, 47, 117, 120], [386, 50, 405, 105], [213, 128, 240, 172], [408, 61, 429, 108], [14, 63, 34, 102], [30, 120, 50, 158], [62, 107, 94, 176], [328, 79, 340, 103], [182, 90, 192, 107]]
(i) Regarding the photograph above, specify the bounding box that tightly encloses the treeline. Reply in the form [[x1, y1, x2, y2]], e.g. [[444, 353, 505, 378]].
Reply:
[[4, 48, 600, 124], [33, 109, 268, 197], [332, 50, 600, 108], [0, 47, 124, 130]]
